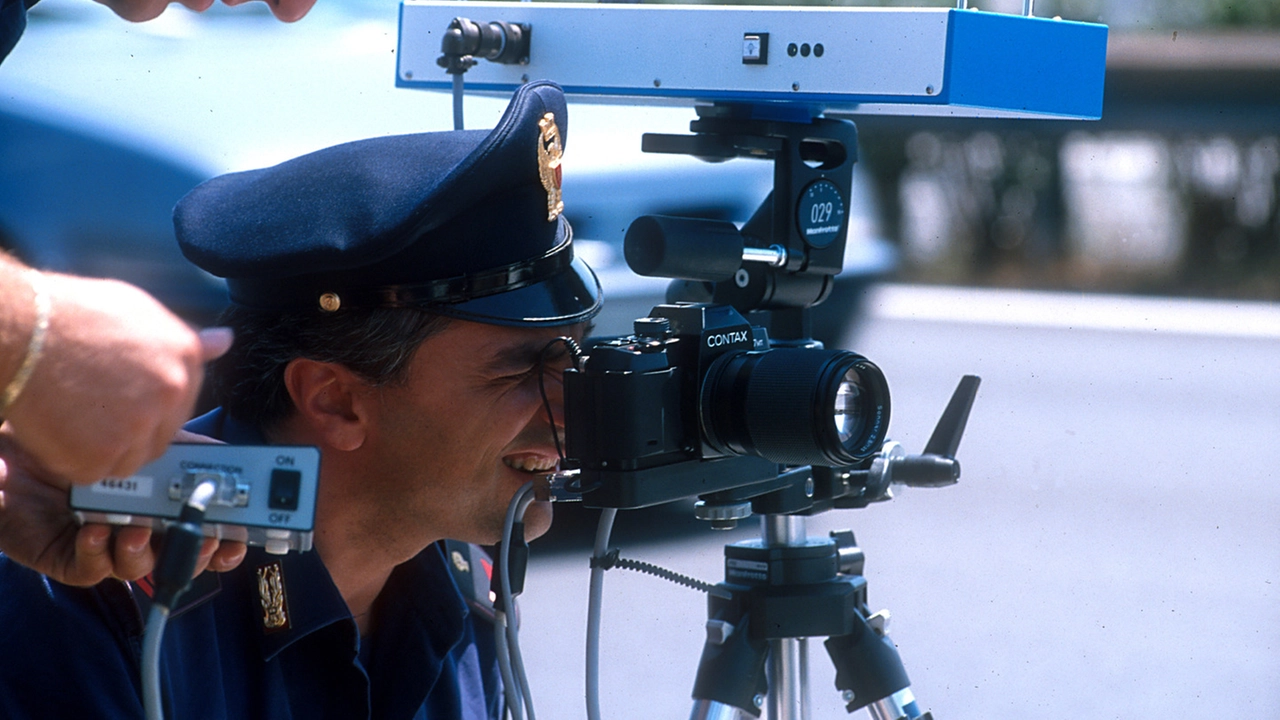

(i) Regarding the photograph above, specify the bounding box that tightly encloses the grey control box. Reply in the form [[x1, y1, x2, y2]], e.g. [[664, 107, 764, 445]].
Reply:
[[70, 444, 320, 554]]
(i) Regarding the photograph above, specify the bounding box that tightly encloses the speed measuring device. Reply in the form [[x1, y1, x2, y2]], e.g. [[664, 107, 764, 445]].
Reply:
[[70, 444, 320, 554]]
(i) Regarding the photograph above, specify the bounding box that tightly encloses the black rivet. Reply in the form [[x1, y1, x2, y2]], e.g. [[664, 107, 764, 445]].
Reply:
[[787, 43, 798, 57], [814, 43, 824, 57], [800, 43, 811, 57]]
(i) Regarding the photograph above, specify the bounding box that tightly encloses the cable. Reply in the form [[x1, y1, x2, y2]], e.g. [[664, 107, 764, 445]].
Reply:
[[593, 552, 716, 594], [142, 605, 171, 720], [537, 336, 584, 464], [141, 480, 217, 720], [452, 72, 465, 130], [505, 488, 537, 720], [585, 508, 617, 720], [498, 481, 538, 720], [494, 611, 521, 720]]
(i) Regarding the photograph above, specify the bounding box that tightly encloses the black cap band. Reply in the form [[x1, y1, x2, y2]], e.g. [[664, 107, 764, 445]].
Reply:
[[225, 229, 577, 313]]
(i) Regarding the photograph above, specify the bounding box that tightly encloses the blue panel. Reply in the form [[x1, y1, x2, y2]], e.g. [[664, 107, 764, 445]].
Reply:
[[944, 10, 1108, 119]]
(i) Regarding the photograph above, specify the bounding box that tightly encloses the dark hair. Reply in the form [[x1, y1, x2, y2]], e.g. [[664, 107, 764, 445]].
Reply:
[[212, 305, 451, 432]]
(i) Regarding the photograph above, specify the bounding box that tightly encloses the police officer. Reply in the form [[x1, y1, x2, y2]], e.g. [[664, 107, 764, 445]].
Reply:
[[0, 80, 600, 719]]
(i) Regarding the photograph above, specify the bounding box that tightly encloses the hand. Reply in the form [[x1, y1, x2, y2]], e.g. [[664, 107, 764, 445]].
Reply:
[[3, 272, 233, 486], [0, 428, 247, 586]]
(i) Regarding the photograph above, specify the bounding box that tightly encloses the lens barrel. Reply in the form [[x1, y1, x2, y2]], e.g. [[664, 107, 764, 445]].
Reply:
[[701, 348, 889, 467]]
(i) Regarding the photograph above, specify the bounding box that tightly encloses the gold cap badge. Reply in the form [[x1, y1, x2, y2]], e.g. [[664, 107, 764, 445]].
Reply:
[[537, 112, 564, 222], [257, 562, 290, 632], [318, 292, 341, 312]]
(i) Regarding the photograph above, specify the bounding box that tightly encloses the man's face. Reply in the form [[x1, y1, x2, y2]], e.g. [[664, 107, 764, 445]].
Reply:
[[355, 319, 586, 548], [93, 0, 317, 23]]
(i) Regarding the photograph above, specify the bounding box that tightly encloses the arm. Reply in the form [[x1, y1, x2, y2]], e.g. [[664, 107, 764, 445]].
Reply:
[[0, 251, 231, 484]]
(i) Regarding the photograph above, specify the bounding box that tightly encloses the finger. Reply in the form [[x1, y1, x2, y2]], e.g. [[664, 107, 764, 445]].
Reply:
[[172, 429, 224, 445], [208, 541, 247, 573], [65, 525, 114, 587], [197, 327, 235, 362], [104, 438, 156, 484], [191, 537, 219, 577], [111, 526, 156, 581]]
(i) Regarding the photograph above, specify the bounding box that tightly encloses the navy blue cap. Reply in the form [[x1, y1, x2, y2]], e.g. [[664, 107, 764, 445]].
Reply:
[[174, 80, 600, 327]]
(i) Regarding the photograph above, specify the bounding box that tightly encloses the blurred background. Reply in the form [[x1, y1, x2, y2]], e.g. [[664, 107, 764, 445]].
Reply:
[[2, 0, 1277, 718]]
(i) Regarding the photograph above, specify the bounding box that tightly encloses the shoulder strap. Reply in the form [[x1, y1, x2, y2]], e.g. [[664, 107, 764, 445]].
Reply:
[[441, 540, 497, 624]]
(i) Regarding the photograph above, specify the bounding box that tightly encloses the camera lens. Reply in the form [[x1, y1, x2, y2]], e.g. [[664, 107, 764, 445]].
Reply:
[[834, 367, 867, 444], [700, 348, 889, 467]]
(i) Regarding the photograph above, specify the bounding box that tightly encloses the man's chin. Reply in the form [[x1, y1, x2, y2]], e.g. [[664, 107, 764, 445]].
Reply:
[[521, 500, 554, 542]]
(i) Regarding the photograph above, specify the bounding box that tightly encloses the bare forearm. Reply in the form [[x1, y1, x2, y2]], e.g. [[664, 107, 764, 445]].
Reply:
[[0, 252, 39, 401]]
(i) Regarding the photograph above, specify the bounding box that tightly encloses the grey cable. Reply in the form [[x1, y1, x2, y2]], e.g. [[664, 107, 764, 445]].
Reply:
[[506, 488, 537, 720], [499, 481, 538, 720], [143, 604, 171, 720], [452, 73, 465, 130], [141, 479, 216, 720], [494, 610, 522, 720], [585, 508, 617, 720]]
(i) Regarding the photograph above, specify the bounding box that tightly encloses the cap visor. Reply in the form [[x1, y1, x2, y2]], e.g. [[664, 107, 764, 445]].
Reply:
[[434, 257, 602, 327]]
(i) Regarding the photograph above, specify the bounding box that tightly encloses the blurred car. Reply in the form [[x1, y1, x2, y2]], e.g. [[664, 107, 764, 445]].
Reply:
[[0, 0, 896, 344]]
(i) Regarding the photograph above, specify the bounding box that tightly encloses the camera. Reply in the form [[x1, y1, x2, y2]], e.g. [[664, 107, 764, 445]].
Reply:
[[565, 302, 889, 510], [559, 106, 893, 511]]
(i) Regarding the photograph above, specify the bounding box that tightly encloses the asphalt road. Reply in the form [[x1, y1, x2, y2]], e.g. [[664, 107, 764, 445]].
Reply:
[[517, 283, 1280, 720]]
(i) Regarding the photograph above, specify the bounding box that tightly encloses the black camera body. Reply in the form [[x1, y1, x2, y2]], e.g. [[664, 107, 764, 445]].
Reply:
[[565, 303, 889, 510]]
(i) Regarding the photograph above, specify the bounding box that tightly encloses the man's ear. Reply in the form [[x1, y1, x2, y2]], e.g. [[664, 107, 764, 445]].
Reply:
[[282, 359, 370, 452]]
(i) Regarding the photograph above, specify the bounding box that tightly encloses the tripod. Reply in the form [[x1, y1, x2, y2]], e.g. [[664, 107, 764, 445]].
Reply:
[[688, 376, 980, 720], [690, 514, 925, 720]]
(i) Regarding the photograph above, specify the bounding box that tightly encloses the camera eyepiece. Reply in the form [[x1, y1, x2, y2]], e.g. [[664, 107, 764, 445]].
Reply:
[[701, 348, 889, 467]]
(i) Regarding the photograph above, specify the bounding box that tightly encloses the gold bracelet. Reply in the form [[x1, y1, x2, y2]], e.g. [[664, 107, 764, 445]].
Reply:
[[0, 270, 52, 416]]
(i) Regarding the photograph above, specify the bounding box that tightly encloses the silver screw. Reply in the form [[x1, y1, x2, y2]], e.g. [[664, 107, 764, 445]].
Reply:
[[791, 82, 800, 91], [404, 70, 414, 80], [925, 85, 935, 95], [804, 478, 815, 498], [753, 694, 765, 708], [654, 79, 662, 87], [842, 689, 856, 703], [735, 269, 750, 288]]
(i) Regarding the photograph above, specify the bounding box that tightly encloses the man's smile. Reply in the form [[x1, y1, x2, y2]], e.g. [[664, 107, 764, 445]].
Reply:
[[503, 455, 559, 474]]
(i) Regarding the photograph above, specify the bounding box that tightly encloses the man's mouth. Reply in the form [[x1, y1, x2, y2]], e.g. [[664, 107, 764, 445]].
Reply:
[[503, 456, 559, 474]]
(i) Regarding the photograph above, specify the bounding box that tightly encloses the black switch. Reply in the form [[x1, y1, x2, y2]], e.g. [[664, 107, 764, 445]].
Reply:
[[269, 469, 302, 510]]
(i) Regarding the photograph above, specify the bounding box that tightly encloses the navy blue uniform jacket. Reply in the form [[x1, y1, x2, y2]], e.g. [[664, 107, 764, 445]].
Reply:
[[0, 409, 502, 719]]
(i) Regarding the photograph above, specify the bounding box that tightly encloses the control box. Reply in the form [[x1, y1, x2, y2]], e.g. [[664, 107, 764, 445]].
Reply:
[[397, 2, 1108, 120], [70, 444, 321, 554]]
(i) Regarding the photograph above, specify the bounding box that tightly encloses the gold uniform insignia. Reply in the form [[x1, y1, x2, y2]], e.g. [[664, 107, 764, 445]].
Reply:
[[537, 113, 564, 222], [451, 549, 471, 574], [257, 562, 290, 631]]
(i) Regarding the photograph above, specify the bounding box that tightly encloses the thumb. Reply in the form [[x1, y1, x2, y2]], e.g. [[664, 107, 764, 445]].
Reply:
[[198, 327, 235, 362]]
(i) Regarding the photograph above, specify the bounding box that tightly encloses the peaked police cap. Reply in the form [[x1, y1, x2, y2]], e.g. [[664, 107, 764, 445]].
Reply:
[[174, 81, 600, 327]]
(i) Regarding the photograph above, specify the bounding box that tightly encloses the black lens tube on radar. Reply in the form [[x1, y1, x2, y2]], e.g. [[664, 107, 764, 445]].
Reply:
[[700, 348, 889, 468]]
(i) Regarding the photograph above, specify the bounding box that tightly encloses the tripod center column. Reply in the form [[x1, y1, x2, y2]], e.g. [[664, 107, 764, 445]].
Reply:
[[762, 514, 807, 547], [761, 514, 811, 720]]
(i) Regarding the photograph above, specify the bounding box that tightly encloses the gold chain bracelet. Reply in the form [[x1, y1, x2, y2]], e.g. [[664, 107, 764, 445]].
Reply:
[[0, 270, 52, 416]]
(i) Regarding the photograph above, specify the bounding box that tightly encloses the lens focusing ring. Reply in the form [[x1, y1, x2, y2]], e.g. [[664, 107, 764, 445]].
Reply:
[[701, 348, 889, 466]]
